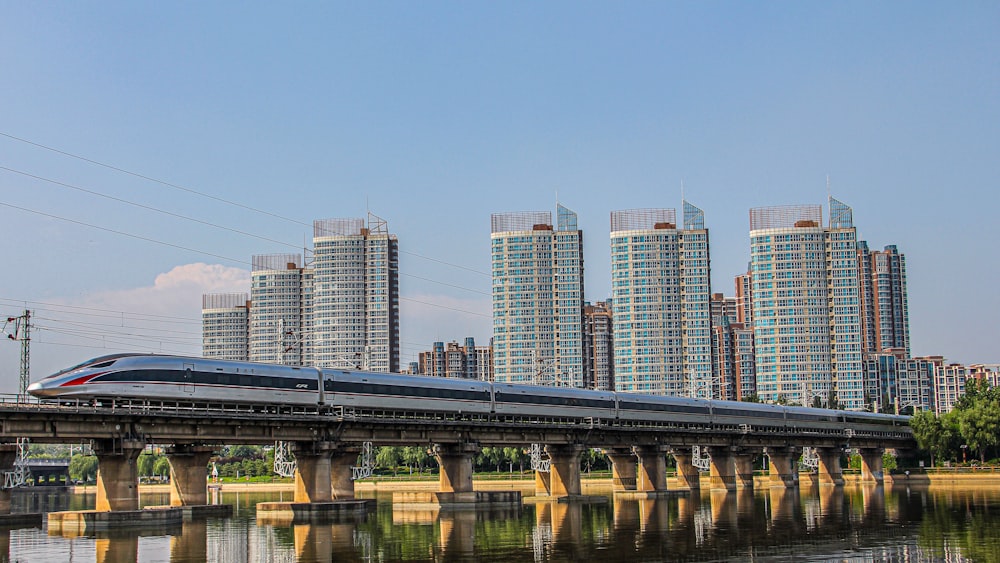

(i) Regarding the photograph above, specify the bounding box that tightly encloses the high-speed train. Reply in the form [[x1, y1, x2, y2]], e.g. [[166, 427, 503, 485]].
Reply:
[[27, 353, 910, 438]]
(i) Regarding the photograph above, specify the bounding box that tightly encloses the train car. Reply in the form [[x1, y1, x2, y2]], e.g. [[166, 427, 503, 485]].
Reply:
[[615, 393, 713, 428], [323, 370, 493, 415], [783, 405, 848, 436], [27, 353, 323, 406], [492, 382, 617, 421], [708, 400, 788, 432]]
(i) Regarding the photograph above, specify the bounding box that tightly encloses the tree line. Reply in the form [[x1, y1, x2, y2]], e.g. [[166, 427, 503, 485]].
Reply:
[[910, 379, 1000, 466]]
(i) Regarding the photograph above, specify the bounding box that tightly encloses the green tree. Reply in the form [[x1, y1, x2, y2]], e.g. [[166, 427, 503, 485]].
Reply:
[[958, 400, 1000, 463], [153, 457, 172, 479], [911, 410, 953, 467], [375, 446, 400, 475], [137, 453, 156, 477], [69, 455, 98, 483]]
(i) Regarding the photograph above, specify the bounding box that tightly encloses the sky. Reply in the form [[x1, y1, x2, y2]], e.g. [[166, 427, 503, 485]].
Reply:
[[1, 2, 997, 392]]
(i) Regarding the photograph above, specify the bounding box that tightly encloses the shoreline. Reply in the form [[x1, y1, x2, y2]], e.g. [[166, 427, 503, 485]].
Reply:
[[62, 472, 1000, 495]]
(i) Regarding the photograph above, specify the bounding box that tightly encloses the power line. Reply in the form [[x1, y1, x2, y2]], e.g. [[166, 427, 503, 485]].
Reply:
[[0, 165, 300, 250], [0, 130, 491, 277], [0, 200, 250, 266], [0, 297, 202, 324]]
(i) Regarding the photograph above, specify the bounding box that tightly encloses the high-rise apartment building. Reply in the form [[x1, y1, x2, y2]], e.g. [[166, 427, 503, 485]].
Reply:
[[610, 203, 712, 396], [870, 245, 910, 356], [749, 198, 865, 410], [491, 205, 585, 386], [201, 293, 249, 360], [584, 301, 614, 391], [249, 254, 313, 366], [312, 214, 400, 372]]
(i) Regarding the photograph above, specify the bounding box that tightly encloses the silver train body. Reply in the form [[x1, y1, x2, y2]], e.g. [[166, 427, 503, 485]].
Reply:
[[27, 354, 909, 437]]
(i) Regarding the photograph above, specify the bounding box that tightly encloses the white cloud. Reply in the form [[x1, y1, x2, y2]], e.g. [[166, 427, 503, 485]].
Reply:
[[0, 263, 249, 392]]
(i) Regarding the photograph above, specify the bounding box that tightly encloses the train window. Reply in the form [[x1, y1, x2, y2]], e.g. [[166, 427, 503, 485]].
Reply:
[[91, 360, 116, 369], [239, 375, 252, 386], [260, 377, 272, 387]]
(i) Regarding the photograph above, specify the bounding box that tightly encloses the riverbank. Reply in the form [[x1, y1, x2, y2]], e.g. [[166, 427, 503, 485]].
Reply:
[[66, 470, 1000, 495]]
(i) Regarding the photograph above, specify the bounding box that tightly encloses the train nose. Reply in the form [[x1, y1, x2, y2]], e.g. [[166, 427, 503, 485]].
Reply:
[[27, 380, 57, 398]]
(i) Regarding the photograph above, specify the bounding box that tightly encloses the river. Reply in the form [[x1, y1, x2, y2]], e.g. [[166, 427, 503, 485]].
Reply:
[[4, 484, 1000, 562]]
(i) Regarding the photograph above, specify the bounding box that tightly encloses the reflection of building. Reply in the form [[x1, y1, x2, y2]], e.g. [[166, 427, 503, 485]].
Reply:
[[491, 206, 585, 386], [584, 301, 614, 390], [749, 199, 865, 409], [610, 203, 712, 396], [418, 338, 492, 380], [201, 293, 249, 360]]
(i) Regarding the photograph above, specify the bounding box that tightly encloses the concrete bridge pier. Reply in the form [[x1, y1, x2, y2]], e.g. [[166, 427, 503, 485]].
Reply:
[[634, 445, 669, 494], [605, 448, 637, 492], [433, 443, 477, 501], [816, 447, 845, 486], [93, 439, 145, 511], [733, 450, 756, 490], [671, 449, 701, 491], [859, 448, 884, 484], [765, 447, 799, 488], [707, 447, 737, 492], [330, 447, 361, 500], [291, 442, 336, 503], [165, 445, 216, 507], [0, 444, 18, 514], [541, 444, 586, 498]]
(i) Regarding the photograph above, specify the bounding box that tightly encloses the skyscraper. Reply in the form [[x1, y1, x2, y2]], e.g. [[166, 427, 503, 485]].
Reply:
[[491, 205, 585, 386], [870, 245, 910, 356], [249, 254, 312, 366], [748, 198, 864, 410], [201, 293, 249, 360], [312, 214, 399, 372], [610, 203, 712, 396], [583, 301, 614, 391]]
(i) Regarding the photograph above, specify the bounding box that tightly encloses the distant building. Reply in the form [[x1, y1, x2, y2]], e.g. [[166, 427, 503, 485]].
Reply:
[[610, 203, 712, 396], [932, 361, 1000, 414], [249, 254, 312, 366], [417, 337, 491, 380], [862, 351, 935, 414], [201, 293, 249, 360], [491, 205, 585, 386], [584, 301, 614, 391]]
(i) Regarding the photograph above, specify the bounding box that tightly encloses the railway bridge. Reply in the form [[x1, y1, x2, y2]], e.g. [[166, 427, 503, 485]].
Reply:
[[0, 398, 915, 515]]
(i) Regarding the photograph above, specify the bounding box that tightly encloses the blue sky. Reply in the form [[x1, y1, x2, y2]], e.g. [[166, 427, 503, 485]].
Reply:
[[1, 2, 997, 389]]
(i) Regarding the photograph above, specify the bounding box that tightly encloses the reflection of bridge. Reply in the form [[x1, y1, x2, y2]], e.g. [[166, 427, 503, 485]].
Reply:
[[0, 400, 914, 522]]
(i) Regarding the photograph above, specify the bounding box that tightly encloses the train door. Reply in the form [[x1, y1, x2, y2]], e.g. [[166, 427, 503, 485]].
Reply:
[[182, 363, 196, 396]]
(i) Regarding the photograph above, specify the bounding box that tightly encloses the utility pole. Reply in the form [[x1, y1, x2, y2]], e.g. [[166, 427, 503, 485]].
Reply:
[[4, 310, 32, 487]]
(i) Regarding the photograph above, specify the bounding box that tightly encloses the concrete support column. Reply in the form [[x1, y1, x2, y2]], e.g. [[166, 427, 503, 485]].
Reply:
[[291, 442, 336, 503], [816, 447, 845, 486], [605, 448, 637, 492], [330, 447, 361, 500], [0, 444, 18, 515], [433, 443, 478, 494], [671, 450, 701, 491], [634, 445, 669, 492], [165, 445, 216, 507], [764, 447, 799, 488], [544, 444, 585, 498], [859, 448, 884, 484], [733, 451, 756, 490], [707, 447, 736, 491], [93, 439, 145, 512]]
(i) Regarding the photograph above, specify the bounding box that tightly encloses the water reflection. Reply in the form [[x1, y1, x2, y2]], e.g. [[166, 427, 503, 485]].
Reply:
[[4, 485, 1000, 561]]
